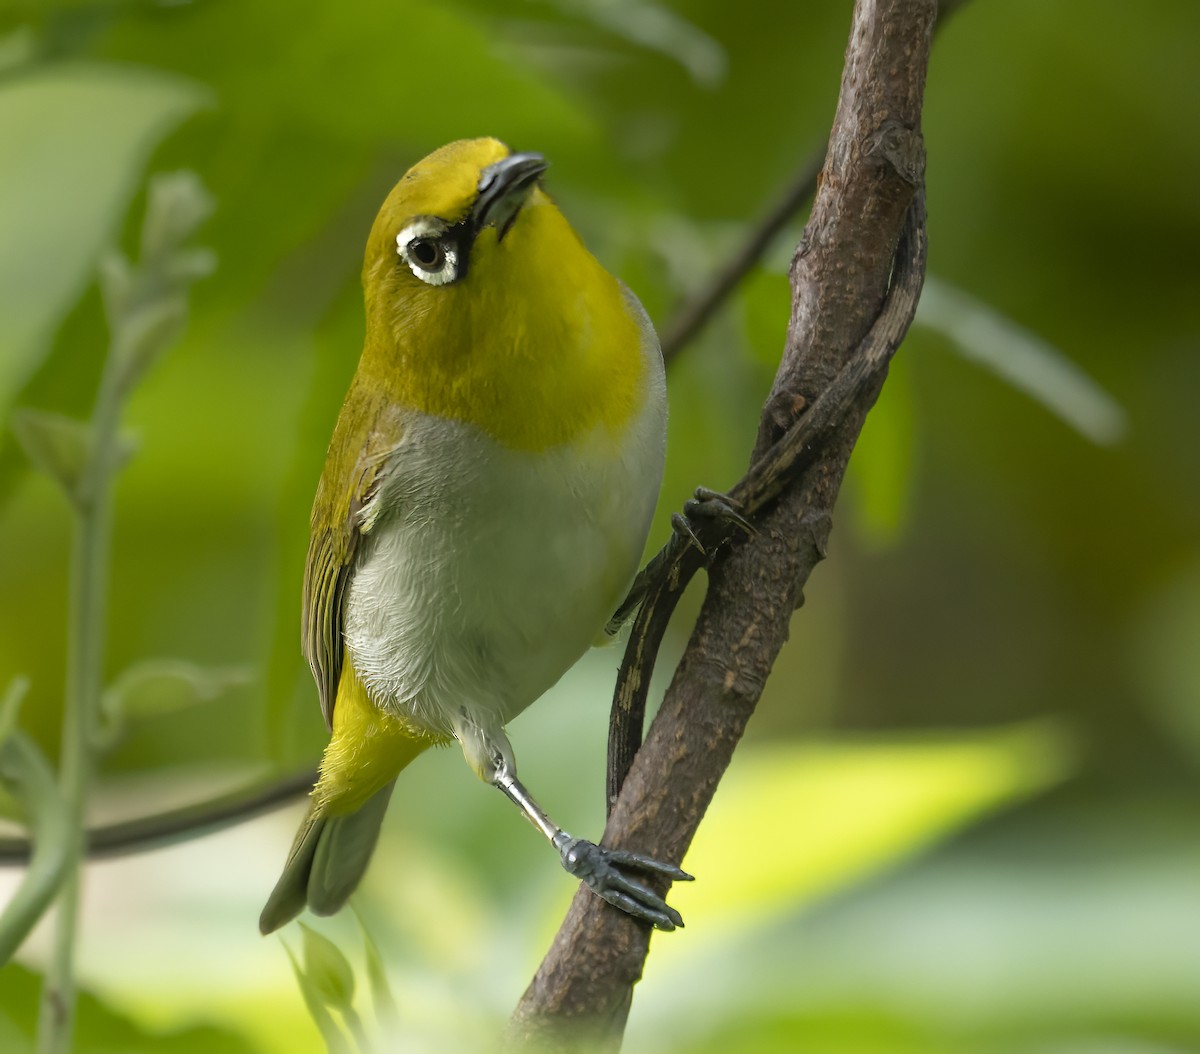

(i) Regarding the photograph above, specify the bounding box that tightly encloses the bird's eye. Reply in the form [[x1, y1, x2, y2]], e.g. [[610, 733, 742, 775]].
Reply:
[[396, 222, 462, 286], [408, 238, 444, 272]]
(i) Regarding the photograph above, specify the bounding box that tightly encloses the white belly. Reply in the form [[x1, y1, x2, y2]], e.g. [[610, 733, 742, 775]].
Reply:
[[343, 395, 665, 739]]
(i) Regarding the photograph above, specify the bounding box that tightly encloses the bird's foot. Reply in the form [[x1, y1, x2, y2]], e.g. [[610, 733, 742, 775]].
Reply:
[[605, 487, 754, 636], [670, 486, 755, 559], [555, 834, 693, 931]]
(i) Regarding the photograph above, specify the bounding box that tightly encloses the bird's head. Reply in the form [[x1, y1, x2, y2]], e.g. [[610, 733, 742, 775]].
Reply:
[[362, 138, 560, 317], [357, 138, 647, 451]]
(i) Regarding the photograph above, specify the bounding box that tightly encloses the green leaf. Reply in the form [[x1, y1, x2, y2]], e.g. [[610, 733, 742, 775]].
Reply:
[[111, 295, 187, 395], [100, 659, 252, 730], [139, 171, 216, 266], [554, 0, 727, 86], [615, 725, 1077, 1050], [105, 172, 213, 394], [353, 905, 399, 1030], [98, 251, 135, 328], [0, 676, 29, 749], [1130, 556, 1200, 766], [285, 941, 353, 1054], [915, 276, 1127, 445], [164, 247, 219, 285], [9, 407, 91, 501], [0, 727, 68, 965], [298, 923, 357, 1014], [662, 722, 1072, 930], [0, 962, 260, 1051], [0, 26, 36, 76], [0, 62, 208, 424]]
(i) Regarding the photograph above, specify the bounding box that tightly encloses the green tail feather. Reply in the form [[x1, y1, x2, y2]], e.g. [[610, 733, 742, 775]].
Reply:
[[259, 781, 396, 934]]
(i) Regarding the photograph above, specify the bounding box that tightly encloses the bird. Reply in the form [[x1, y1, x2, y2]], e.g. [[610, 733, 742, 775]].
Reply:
[[259, 137, 691, 936]]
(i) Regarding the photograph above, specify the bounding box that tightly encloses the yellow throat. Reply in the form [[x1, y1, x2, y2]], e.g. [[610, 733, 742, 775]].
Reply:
[[358, 137, 646, 452]]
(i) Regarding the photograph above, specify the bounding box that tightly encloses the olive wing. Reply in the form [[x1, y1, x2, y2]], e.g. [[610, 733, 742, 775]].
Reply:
[[302, 387, 404, 729]]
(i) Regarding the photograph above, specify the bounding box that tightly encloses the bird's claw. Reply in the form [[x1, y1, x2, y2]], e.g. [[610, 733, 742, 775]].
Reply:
[[555, 835, 692, 931], [671, 486, 755, 559], [605, 488, 754, 636]]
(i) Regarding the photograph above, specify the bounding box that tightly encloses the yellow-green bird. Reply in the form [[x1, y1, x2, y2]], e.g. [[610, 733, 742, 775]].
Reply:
[[259, 138, 689, 935]]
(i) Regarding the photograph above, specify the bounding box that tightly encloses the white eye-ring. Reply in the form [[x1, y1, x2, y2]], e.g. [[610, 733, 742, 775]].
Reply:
[[396, 219, 460, 286]]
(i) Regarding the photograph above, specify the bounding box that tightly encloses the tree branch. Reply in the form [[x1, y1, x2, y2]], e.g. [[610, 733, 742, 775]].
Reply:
[[509, 0, 936, 1047]]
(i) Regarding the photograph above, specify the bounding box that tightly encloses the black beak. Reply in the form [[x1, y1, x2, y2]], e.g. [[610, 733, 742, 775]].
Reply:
[[472, 152, 548, 240]]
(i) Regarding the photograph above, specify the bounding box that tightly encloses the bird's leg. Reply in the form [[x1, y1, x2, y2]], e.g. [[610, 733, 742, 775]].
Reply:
[[455, 703, 691, 930], [606, 486, 755, 635], [491, 763, 692, 931]]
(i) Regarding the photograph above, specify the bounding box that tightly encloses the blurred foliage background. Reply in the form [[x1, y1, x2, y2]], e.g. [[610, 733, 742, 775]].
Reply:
[[1, 0, 1198, 1051]]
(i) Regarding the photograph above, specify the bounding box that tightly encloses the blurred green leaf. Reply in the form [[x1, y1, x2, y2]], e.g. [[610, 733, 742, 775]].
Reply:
[[664, 723, 1072, 932], [672, 1007, 943, 1054], [0, 26, 36, 75], [915, 276, 1127, 445], [139, 170, 215, 265], [9, 407, 90, 502], [552, 0, 727, 86], [109, 171, 214, 394], [285, 941, 353, 1054], [353, 905, 398, 1031], [164, 247, 218, 285], [0, 676, 32, 823], [98, 251, 136, 328], [0, 962, 259, 1053], [112, 295, 187, 395], [623, 726, 1078, 1053], [0, 62, 207, 424], [299, 922, 357, 1015], [101, 659, 252, 730], [1131, 556, 1200, 764], [0, 675, 29, 749], [0, 724, 67, 965]]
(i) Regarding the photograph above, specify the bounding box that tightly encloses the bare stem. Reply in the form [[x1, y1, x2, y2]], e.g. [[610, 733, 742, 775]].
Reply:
[[29, 170, 212, 1052], [37, 365, 122, 1053]]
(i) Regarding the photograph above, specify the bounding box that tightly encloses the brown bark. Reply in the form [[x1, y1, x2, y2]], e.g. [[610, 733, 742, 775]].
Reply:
[[508, 0, 937, 1048]]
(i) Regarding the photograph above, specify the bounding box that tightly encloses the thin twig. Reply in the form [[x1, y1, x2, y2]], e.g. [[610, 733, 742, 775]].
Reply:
[[37, 309, 124, 1054]]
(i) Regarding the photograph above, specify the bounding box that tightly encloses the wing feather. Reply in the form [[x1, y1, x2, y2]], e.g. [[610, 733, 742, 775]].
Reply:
[[302, 383, 405, 728]]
